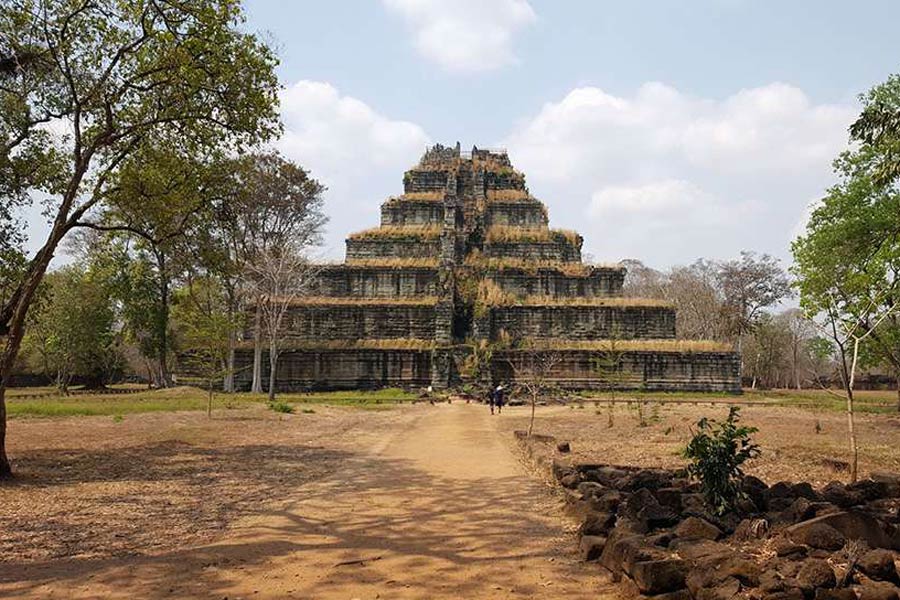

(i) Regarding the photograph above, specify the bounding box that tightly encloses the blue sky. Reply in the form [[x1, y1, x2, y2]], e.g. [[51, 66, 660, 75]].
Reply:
[[24, 0, 900, 268]]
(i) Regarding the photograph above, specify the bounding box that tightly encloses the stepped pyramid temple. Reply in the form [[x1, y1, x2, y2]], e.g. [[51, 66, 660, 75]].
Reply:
[[235, 143, 741, 393]]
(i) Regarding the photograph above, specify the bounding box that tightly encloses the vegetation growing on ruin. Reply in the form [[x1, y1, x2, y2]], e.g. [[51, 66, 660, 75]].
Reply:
[[283, 296, 439, 307], [341, 258, 441, 268], [464, 253, 622, 276], [348, 225, 442, 241], [384, 192, 445, 203], [517, 296, 672, 307], [233, 338, 436, 350], [485, 189, 531, 201], [473, 287, 672, 309], [484, 225, 581, 246], [535, 339, 734, 353]]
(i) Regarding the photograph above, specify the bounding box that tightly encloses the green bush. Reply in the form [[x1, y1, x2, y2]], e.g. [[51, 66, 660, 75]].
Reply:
[[268, 400, 294, 414], [682, 407, 760, 515]]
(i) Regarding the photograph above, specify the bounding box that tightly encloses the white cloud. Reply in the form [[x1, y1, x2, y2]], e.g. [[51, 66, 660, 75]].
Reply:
[[382, 0, 536, 72], [503, 82, 855, 267], [277, 81, 430, 258]]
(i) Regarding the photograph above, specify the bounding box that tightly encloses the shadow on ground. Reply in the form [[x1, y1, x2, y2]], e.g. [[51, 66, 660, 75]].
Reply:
[[0, 441, 593, 598]]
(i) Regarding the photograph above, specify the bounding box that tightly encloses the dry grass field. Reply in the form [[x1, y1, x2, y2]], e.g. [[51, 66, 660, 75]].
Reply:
[[496, 391, 900, 486], [1, 386, 899, 598]]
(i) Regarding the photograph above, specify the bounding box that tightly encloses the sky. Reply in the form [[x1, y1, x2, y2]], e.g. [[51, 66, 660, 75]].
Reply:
[[22, 0, 900, 269]]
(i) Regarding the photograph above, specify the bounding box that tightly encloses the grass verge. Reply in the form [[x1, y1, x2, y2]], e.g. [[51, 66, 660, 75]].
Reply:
[[7, 386, 420, 418]]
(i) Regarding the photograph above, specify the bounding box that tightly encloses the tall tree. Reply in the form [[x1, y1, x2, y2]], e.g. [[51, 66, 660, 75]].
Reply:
[[211, 153, 327, 393], [22, 265, 121, 391], [849, 74, 900, 187], [172, 275, 237, 416], [81, 145, 222, 387], [793, 147, 900, 411], [0, 0, 279, 477], [244, 248, 319, 401], [718, 251, 793, 348]]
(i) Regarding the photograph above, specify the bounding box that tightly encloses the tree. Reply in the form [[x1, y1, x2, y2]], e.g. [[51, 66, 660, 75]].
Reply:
[[211, 153, 327, 393], [849, 74, 900, 187], [245, 248, 320, 402], [718, 251, 793, 351], [782, 309, 817, 390], [794, 74, 900, 479], [81, 145, 223, 387], [594, 337, 631, 427], [810, 297, 896, 482], [172, 276, 237, 417], [743, 312, 791, 389], [0, 0, 279, 477], [793, 148, 900, 411], [505, 346, 562, 437], [22, 266, 121, 391]]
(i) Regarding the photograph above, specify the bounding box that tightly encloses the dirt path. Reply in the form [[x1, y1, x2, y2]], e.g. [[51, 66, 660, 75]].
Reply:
[[2, 404, 617, 599]]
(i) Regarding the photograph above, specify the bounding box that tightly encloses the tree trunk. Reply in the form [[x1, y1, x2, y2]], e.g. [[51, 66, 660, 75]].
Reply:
[[0, 229, 69, 478], [0, 385, 10, 478], [896, 373, 900, 414], [267, 345, 277, 402], [251, 301, 263, 394], [207, 379, 213, 418], [528, 394, 536, 436], [845, 338, 861, 484], [156, 253, 171, 388], [223, 331, 235, 393]]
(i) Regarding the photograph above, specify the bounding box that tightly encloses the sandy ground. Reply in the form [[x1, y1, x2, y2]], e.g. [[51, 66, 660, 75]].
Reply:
[[496, 401, 900, 486], [0, 403, 618, 599]]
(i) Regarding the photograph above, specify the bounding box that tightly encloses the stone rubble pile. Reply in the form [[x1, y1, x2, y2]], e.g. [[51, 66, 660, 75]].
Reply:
[[554, 461, 900, 600]]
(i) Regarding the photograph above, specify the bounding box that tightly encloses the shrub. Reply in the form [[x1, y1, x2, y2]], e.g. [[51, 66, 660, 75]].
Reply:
[[268, 400, 294, 414], [682, 407, 761, 515]]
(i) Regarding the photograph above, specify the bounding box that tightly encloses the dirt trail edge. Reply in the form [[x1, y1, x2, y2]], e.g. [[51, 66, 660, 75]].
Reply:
[[2, 404, 618, 599]]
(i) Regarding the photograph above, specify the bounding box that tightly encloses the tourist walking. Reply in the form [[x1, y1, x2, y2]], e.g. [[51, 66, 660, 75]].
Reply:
[[494, 385, 505, 414], [487, 387, 496, 414]]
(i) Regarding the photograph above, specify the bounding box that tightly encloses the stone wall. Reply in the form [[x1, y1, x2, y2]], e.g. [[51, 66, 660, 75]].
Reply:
[[281, 303, 437, 341], [484, 170, 526, 190], [345, 238, 442, 260], [484, 239, 582, 262], [404, 170, 448, 194], [484, 201, 548, 227], [493, 349, 741, 393], [233, 348, 432, 391], [313, 265, 440, 298], [380, 199, 444, 226], [487, 267, 624, 298], [488, 305, 676, 340]]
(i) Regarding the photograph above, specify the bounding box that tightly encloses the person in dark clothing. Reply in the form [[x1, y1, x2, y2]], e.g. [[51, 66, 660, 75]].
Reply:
[[494, 385, 505, 414], [488, 387, 496, 415]]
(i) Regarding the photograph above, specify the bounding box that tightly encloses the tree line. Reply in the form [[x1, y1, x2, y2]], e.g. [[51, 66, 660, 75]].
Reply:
[[0, 1, 323, 478]]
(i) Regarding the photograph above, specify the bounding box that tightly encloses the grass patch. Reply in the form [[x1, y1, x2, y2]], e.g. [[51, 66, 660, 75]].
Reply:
[[568, 388, 899, 414], [268, 400, 294, 414], [7, 387, 260, 418], [348, 225, 441, 241], [7, 386, 421, 418], [279, 387, 419, 408]]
